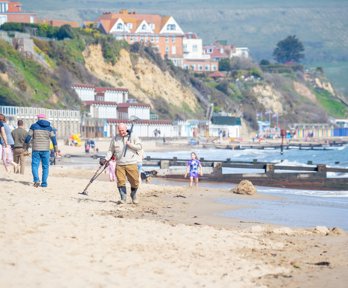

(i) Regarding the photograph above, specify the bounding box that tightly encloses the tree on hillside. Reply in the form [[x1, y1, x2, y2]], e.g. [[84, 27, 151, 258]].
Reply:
[[56, 24, 74, 40], [218, 58, 231, 71], [273, 35, 304, 64]]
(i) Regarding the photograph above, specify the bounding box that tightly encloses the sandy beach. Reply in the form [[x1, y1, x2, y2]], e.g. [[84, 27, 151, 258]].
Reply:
[[1, 140, 348, 288]]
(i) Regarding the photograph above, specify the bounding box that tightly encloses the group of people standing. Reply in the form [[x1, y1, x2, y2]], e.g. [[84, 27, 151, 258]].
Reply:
[[0, 114, 26, 174], [0, 113, 58, 188]]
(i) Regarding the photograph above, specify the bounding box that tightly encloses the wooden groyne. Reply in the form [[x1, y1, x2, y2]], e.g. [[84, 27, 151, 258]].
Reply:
[[209, 141, 348, 151], [143, 157, 348, 190]]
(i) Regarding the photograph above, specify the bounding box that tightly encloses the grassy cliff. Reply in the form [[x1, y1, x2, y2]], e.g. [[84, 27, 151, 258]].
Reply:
[[20, 0, 348, 96], [1, 25, 347, 130]]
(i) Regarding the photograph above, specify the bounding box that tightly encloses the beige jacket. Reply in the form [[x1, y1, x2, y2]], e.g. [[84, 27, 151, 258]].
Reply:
[[106, 134, 142, 165]]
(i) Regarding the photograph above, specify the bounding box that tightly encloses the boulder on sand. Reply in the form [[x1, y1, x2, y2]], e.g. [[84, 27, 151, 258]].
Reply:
[[231, 180, 257, 195]]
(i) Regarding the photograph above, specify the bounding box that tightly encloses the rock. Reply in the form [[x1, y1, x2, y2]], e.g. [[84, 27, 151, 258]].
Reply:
[[313, 226, 330, 235], [331, 227, 345, 235], [231, 180, 257, 195]]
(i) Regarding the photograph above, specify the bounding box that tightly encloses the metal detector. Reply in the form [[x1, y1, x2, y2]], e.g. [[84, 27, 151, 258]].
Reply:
[[123, 116, 140, 157], [78, 160, 110, 196]]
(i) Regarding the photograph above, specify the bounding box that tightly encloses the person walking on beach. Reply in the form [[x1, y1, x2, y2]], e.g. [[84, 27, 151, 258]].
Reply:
[[0, 117, 8, 165], [25, 114, 58, 188], [0, 114, 19, 173], [11, 119, 28, 174], [185, 152, 203, 187], [106, 156, 117, 182], [102, 123, 142, 204]]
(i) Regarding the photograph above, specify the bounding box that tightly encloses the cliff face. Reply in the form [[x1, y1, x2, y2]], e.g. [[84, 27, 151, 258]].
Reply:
[[82, 45, 200, 118], [1, 35, 347, 129]]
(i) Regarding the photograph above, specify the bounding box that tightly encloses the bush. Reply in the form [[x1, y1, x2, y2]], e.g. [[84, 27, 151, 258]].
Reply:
[[56, 25, 75, 40], [0, 60, 7, 73]]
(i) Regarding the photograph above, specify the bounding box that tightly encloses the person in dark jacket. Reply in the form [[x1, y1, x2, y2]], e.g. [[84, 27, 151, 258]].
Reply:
[[25, 114, 58, 188], [11, 119, 28, 174]]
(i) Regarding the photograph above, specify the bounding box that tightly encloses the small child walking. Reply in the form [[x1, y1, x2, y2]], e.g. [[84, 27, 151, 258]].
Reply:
[[184, 152, 203, 187], [106, 156, 117, 182]]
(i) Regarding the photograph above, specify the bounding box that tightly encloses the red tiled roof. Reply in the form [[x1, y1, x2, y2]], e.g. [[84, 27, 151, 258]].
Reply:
[[117, 103, 151, 108], [72, 84, 128, 92], [97, 10, 173, 34], [209, 71, 225, 78], [184, 32, 199, 39], [83, 101, 118, 106], [72, 83, 95, 89], [95, 87, 128, 93], [107, 119, 172, 125]]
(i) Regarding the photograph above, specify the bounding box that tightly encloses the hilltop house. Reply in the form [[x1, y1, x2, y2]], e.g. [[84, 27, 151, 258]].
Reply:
[[38, 19, 79, 28], [203, 40, 250, 61], [0, 0, 36, 25], [96, 9, 185, 68], [183, 32, 218, 72]]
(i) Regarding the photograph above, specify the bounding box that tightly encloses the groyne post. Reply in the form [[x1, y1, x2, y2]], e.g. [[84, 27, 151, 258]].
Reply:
[[265, 163, 275, 175], [316, 164, 327, 177]]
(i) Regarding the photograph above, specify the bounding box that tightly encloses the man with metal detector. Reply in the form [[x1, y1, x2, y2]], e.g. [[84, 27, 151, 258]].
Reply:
[[101, 122, 142, 204]]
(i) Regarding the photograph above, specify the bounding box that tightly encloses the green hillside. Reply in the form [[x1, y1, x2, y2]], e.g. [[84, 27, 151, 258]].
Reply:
[[20, 0, 348, 96]]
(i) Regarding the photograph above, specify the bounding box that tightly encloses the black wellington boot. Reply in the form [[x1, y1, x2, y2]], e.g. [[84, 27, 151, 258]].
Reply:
[[130, 187, 138, 204], [118, 186, 127, 203]]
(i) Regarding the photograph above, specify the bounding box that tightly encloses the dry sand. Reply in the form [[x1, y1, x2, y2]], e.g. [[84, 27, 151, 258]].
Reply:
[[1, 142, 348, 288]]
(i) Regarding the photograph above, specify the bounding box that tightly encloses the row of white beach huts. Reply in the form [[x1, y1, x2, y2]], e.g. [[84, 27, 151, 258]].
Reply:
[[0, 83, 242, 139]]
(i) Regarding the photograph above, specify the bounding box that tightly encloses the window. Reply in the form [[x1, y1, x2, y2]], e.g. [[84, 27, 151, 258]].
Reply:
[[205, 65, 210, 71], [142, 24, 146, 30], [172, 46, 176, 55], [199, 65, 203, 71], [167, 24, 176, 31], [165, 36, 169, 43], [117, 23, 123, 30], [150, 23, 155, 30], [172, 36, 176, 43], [165, 46, 169, 54], [150, 36, 154, 42], [193, 45, 198, 52], [127, 23, 133, 29]]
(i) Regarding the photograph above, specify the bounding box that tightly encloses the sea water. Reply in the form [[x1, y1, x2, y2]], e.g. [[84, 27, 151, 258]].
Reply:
[[65, 144, 348, 229], [148, 145, 348, 230]]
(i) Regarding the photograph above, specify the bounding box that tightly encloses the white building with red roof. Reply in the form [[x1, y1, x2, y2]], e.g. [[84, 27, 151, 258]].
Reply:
[[204, 41, 250, 61], [72, 83, 176, 137], [182, 32, 218, 72], [0, 0, 36, 25], [95, 9, 185, 67]]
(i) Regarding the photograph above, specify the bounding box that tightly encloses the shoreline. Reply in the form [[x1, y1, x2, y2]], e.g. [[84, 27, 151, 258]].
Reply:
[[1, 165, 348, 287]]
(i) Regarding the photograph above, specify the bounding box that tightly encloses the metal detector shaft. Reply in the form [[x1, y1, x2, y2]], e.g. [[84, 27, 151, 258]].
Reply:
[[79, 161, 109, 196], [123, 122, 134, 157]]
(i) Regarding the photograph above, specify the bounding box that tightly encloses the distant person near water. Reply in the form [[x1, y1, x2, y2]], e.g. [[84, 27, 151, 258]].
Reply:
[[185, 152, 203, 187], [25, 114, 58, 188]]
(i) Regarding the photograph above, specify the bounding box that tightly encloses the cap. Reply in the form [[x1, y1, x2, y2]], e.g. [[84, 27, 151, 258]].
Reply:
[[37, 113, 46, 119]]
